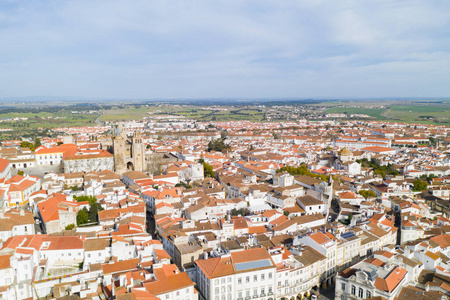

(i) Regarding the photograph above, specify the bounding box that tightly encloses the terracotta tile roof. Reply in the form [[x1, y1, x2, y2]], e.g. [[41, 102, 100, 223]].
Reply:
[[0, 254, 12, 270], [196, 248, 274, 279], [309, 232, 333, 245], [102, 258, 140, 275], [0, 209, 34, 231], [365, 258, 385, 267], [144, 265, 194, 295], [374, 266, 407, 293], [98, 205, 145, 221], [430, 234, 450, 249], [35, 144, 77, 154], [0, 158, 10, 173]]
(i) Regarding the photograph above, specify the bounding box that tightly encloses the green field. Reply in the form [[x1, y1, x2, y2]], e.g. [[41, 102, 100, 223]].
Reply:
[[323, 101, 450, 125], [0, 110, 99, 129], [100, 106, 266, 122], [384, 104, 450, 124], [325, 107, 385, 120]]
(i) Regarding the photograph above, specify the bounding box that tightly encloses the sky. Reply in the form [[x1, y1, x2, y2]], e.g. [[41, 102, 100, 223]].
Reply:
[[0, 0, 449, 100]]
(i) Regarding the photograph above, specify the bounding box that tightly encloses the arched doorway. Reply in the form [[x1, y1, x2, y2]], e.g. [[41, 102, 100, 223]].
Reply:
[[127, 161, 134, 171]]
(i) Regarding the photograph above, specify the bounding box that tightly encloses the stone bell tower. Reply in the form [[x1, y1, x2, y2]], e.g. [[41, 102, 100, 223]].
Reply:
[[132, 131, 145, 172], [113, 125, 127, 174]]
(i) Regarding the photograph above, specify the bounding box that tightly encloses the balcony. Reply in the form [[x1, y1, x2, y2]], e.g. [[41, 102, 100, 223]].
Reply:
[[268, 291, 273, 296]]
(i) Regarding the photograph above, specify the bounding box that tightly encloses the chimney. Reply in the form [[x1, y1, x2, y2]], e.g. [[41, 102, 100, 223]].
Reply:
[[20, 209, 25, 216], [403, 216, 407, 221], [0, 210, 4, 218]]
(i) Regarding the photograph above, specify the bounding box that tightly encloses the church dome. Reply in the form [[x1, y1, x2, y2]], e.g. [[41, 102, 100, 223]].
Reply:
[[340, 147, 353, 156]]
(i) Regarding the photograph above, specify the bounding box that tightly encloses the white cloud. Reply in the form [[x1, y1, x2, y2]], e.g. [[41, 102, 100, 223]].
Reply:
[[0, 0, 449, 99]]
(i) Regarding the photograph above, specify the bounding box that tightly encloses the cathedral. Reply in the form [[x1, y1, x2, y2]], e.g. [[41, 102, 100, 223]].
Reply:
[[112, 125, 146, 174]]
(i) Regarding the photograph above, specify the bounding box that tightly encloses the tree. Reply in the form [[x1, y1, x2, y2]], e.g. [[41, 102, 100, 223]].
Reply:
[[77, 208, 89, 226], [359, 190, 376, 199], [73, 195, 97, 206], [277, 165, 329, 182], [283, 210, 290, 217], [230, 208, 248, 216], [20, 141, 35, 151], [17, 170, 24, 176], [207, 139, 230, 153], [34, 138, 41, 148], [88, 202, 101, 224], [65, 224, 75, 230], [203, 162, 216, 178], [220, 130, 228, 140], [175, 182, 192, 189], [420, 174, 437, 182], [74, 196, 102, 225], [413, 179, 428, 192]]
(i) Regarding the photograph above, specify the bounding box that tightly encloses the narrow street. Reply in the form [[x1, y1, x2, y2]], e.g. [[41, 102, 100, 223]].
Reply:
[[328, 199, 340, 222], [318, 284, 335, 300], [146, 209, 156, 239]]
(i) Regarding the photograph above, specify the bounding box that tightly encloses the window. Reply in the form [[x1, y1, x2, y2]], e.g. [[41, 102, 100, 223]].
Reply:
[[351, 285, 356, 295], [366, 291, 371, 298], [238, 291, 242, 298], [253, 289, 257, 296], [358, 288, 363, 298], [254, 275, 257, 282], [221, 278, 225, 284], [215, 287, 219, 294], [246, 276, 250, 283], [268, 286, 273, 293], [261, 274, 265, 280], [341, 283, 345, 291], [238, 278, 242, 284], [269, 272, 272, 279]]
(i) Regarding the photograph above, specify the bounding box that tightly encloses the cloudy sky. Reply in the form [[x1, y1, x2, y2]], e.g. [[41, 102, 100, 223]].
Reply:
[[0, 0, 449, 100]]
